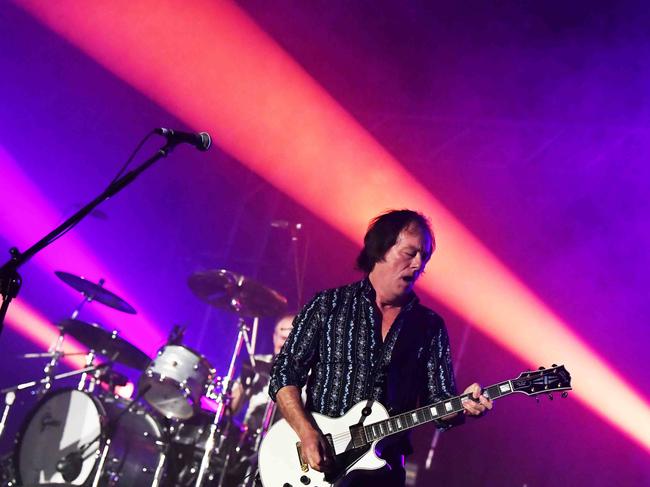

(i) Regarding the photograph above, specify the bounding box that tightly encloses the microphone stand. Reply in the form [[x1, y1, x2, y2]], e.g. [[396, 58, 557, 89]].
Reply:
[[0, 138, 182, 340]]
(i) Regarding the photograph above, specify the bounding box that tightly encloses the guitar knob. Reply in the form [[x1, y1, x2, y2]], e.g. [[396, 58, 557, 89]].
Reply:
[[300, 475, 311, 484], [283, 483, 292, 487], [361, 407, 372, 417]]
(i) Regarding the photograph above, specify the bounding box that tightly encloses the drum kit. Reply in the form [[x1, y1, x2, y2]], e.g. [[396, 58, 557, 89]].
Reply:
[[0, 269, 288, 487]]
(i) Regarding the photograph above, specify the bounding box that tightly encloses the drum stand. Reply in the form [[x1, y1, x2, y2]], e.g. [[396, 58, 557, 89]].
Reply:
[[38, 294, 95, 395], [194, 317, 258, 487]]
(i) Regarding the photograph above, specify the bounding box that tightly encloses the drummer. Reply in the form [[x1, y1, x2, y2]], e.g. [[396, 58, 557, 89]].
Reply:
[[230, 314, 295, 431]]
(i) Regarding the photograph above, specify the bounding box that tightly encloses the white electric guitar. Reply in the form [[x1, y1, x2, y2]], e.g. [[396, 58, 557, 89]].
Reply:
[[258, 365, 571, 487]]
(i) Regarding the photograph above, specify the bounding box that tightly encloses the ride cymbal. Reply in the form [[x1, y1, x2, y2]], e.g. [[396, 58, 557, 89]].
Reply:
[[188, 269, 287, 317]]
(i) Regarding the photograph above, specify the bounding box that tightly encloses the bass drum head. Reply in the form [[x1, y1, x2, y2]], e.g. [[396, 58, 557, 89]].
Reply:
[[16, 389, 102, 486]]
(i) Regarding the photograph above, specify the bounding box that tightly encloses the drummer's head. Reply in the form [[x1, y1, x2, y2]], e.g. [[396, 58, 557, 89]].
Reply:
[[273, 314, 295, 355]]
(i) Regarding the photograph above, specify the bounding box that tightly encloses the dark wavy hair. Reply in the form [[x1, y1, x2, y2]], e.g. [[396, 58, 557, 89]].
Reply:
[[356, 209, 434, 273]]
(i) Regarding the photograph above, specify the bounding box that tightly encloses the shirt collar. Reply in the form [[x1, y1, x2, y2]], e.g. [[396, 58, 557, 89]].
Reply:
[[361, 277, 419, 311]]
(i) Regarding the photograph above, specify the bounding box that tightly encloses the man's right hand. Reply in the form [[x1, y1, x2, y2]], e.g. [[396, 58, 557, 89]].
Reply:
[[298, 426, 334, 472], [275, 386, 335, 472]]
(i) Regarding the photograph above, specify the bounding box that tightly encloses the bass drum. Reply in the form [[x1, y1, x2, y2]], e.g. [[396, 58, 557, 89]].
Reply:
[[15, 389, 166, 486]]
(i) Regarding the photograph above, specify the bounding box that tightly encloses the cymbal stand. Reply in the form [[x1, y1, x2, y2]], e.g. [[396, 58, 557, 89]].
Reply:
[[194, 317, 258, 487], [240, 398, 278, 487], [0, 391, 15, 439], [41, 329, 65, 395], [70, 289, 99, 320], [77, 351, 96, 392]]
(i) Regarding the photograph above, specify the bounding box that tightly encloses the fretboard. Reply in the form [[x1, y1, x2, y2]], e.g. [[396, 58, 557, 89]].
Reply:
[[361, 380, 514, 444]]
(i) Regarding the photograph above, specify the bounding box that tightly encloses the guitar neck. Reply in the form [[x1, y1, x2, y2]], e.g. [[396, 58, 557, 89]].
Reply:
[[361, 380, 514, 444]]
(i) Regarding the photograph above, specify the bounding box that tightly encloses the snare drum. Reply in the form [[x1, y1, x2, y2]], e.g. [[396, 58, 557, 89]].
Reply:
[[15, 388, 165, 486], [139, 345, 213, 420]]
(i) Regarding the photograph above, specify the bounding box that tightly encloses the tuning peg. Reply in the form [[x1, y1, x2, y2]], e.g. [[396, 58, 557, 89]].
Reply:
[[552, 363, 558, 367], [561, 392, 569, 398], [548, 394, 553, 401], [538, 366, 545, 370]]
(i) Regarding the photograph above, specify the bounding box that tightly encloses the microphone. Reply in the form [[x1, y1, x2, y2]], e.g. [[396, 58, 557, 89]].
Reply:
[[270, 220, 302, 230], [155, 127, 211, 151]]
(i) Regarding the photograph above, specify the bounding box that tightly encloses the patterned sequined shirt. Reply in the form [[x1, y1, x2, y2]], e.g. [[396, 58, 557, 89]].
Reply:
[[268, 278, 458, 421]]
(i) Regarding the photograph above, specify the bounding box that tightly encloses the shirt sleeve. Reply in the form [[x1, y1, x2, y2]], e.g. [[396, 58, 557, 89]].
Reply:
[[268, 292, 323, 401], [422, 314, 464, 430]]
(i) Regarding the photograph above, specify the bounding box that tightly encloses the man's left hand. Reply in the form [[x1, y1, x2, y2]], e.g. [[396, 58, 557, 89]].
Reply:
[[461, 383, 493, 416]]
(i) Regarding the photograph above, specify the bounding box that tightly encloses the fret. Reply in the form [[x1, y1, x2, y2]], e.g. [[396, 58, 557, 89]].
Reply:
[[451, 397, 463, 412], [415, 410, 423, 424], [485, 384, 500, 400], [367, 426, 375, 441], [405, 413, 413, 427]]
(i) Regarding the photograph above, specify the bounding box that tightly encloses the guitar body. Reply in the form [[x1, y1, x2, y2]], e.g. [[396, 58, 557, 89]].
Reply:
[[258, 365, 572, 486], [258, 400, 389, 487]]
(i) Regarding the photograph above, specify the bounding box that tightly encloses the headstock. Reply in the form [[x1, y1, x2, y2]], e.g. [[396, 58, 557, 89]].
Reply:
[[511, 364, 572, 398]]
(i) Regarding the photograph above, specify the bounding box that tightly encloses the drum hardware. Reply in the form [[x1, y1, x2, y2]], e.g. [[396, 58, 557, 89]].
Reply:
[[78, 350, 97, 392], [194, 317, 259, 487], [40, 329, 65, 395], [52, 384, 153, 484], [18, 351, 89, 359], [0, 362, 113, 396], [0, 362, 112, 445], [0, 392, 15, 439]]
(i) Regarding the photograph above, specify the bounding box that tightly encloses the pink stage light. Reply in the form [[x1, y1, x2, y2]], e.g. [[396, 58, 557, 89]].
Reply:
[[14, 0, 650, 453], [0, 144, 165, 355], [5, 300, 87, 369]]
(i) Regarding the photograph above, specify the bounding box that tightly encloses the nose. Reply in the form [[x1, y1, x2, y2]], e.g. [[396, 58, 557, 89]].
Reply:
[[411, 252, 423, 270]]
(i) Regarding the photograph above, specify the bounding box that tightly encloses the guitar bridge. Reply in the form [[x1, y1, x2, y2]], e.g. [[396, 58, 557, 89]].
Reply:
[[296, 441, 309, 472]]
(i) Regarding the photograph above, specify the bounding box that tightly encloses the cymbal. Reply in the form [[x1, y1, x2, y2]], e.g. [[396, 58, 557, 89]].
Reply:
[[55, 271, 136, 314], [58, 319, 150, 370], [188, 269, 287, 317]]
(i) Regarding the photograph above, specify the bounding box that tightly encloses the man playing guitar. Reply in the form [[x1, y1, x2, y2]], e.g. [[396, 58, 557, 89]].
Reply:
[[268, 209, 492, 486]]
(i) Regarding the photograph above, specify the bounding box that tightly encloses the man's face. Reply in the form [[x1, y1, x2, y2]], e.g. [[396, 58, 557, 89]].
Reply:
[[370, 224, 432, 300], [273, 315, 294, 354]]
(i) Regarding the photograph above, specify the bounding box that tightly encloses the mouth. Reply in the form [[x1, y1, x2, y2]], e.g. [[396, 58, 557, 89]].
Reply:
[[401, 275, 415, 284]]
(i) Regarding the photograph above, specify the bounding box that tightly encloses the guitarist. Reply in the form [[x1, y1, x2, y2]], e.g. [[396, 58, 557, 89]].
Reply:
[[268, 209, 493, 486]]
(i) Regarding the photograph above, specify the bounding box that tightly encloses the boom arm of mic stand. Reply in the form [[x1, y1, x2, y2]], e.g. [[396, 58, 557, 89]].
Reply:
[[0, 141, 176, 339]]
